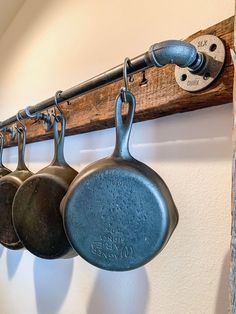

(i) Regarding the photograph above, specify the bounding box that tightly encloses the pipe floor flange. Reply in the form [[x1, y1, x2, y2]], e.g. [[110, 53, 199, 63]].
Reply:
[[175, 35, 225, 92]]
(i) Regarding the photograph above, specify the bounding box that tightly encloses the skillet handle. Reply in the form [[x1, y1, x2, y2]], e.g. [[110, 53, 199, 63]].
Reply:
[[51, 115, 67, 166], [16, 127, 28, 171], [112, 89, 136, 159]]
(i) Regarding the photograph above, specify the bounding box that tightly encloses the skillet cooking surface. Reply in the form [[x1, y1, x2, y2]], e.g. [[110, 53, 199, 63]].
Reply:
[[64, 164, 169, 271], [13, 174, 72, 259], [0, 181, 21, 247]]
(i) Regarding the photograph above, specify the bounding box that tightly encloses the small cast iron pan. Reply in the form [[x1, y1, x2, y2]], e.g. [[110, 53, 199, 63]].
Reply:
[[0, 127, 33, 249], [0, 133, 11, 178], [61, 90, 179, 271], [13, 116, 78, 259]]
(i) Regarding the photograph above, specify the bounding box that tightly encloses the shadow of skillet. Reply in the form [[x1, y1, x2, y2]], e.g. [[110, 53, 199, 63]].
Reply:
[[33, 257, 74, 314], [7, 249, 24, 280], [0, 244, 4, 257], [215, 251, 230, 313], [75, 104, 232, 166], [87, 267, 149, 314]]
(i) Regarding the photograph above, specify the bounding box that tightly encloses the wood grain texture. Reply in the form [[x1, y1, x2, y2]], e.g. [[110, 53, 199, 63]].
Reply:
[[4, 16, 234, 147]]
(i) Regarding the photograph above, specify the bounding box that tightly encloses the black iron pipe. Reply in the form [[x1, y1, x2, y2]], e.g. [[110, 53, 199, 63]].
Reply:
[[148, 40, 204, 71], [0, 40, 203, 130]]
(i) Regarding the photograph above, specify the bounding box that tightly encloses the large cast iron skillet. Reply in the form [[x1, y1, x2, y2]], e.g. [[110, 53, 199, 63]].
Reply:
[[61, 90, 179, 271], [13, 116, 78, 259], [0, 127, 33, 249]]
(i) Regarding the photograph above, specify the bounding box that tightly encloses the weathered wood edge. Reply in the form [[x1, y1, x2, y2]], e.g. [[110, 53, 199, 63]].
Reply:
[[4, 16, 234, 147]]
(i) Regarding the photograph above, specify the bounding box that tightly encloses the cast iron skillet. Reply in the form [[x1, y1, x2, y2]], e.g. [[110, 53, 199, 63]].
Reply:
[[61, 89, 179, 271], [13, 115, 78, 259], [0, 133, 11, 178], [0, 127, 33, 249]]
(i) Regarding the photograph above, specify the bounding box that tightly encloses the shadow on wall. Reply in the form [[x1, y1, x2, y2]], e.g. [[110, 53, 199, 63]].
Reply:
[[34, 257, 74, 314], [7, 249, 24, 279], [215, 251, 230, 314], [87, 267, 149, 314], [73, 104, 233, 166], [0, 244, 4, 257]]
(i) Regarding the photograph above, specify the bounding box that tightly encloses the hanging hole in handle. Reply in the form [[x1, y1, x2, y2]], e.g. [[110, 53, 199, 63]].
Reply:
[[116, 90, 136, 134], [119, 88, 134, 127], [121, 102, 130, 126], [54, 114, 65, 145]]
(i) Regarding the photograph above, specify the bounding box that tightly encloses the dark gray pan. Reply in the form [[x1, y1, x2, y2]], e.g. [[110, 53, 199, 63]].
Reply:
[[0, 128, 32, 249], [13, 116, 78, 259], [61, 90, 179, 271]]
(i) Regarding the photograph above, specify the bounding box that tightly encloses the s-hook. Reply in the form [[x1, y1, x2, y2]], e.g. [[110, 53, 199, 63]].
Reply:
[[16, 111, 26, 133], [121, 58, 133, 102], [2, 127, 16, 140], [54, 90, 64, 118], [53, 90, 66, 125], [0, 133, 4, 162], [25, 106, 53, 131]]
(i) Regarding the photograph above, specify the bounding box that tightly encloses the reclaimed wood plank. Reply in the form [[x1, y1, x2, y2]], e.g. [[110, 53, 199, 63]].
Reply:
[[4, 16, 234, 147]]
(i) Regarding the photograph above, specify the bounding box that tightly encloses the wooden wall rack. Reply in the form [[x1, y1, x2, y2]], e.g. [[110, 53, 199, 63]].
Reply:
[[3, 16, 234, 147]]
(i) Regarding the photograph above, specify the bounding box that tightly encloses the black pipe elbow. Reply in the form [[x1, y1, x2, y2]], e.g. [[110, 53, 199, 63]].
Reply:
[[147, 40, 204, 72]]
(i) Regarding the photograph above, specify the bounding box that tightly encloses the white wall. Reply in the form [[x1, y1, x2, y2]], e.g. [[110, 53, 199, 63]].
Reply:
[[0, 0, 25, 38], [0, 1, 234, 313]]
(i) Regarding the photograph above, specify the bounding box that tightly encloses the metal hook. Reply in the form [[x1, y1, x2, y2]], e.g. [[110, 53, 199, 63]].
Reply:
[[25, 106, 53, 131], [0, 133, 4, 150], [0, 133, 4, 165], [122, 58, 132, 102], [54, 90, 64, 120], [123, 58, 131, 92], [25, 107, 40, 120], [3, 127, 16, 140], [16, 111, 26, 132]]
